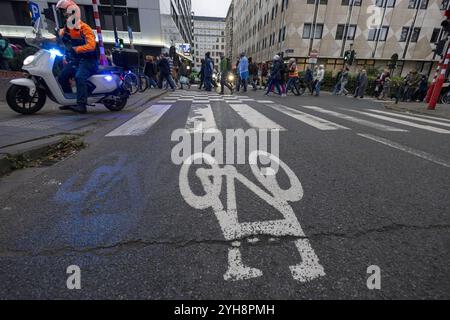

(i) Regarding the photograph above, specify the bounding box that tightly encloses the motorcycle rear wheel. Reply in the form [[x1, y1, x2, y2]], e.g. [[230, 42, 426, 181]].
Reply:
[[104, 97, 128, 111], [6, 85, 46, 115]]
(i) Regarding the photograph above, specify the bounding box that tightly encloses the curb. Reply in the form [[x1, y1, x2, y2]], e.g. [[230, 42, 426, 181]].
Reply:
[[384, 104, 450, 120], [0, 135, 77, 176]]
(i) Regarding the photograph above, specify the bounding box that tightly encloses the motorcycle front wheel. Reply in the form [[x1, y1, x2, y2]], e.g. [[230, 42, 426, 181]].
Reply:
[[104, 97, 128, 112], [6, 85, 47, 115]]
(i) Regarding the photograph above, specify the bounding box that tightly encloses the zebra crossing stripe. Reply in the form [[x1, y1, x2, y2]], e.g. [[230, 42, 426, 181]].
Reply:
[[301, 106, 408, 132], [267, 104, 349, 131], [367, 110, 450, 128], [349, 110, 450, 134], [185, 104, 218, 133], [106, 105, 172, 137], [358, 134, 450, 168], [229, 104, 286, 130]]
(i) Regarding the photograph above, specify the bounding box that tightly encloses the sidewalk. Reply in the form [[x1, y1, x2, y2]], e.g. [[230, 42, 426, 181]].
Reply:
[[0, 88, 166, 174], [384, 101, 450, 120]]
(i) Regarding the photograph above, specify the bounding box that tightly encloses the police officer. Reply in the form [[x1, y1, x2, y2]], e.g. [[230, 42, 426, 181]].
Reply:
[[56, 0, 98, 114]]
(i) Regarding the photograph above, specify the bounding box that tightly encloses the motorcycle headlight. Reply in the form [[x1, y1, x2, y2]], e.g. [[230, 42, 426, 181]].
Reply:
[[228, 75, 235, 81], [23, 55, 35, 66]]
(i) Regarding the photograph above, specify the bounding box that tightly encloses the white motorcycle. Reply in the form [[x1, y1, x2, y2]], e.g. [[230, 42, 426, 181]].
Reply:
[[6, 18, 129, 115]]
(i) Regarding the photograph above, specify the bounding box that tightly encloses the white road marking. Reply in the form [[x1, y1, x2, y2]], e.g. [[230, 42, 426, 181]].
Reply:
[[106, 105, 172, 137], [229, 104, 286, 130], [349, 110, 450, 134], [179, 152, 325, 282], [367, 110, 450, 128], [267, 103, 349, 131], [301, 106, 408, 132], [358, 133, 450, 168], [185, 104, 219, 133], [257, 100, 274, 104], [392, 112, 450, 123], [158, 100, 177, 103]]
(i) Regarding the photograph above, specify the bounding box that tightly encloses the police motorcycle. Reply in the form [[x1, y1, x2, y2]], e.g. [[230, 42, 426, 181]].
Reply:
[[6, 18, 129, 115]]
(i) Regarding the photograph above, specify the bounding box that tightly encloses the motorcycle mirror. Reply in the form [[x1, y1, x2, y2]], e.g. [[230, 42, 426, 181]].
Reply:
[[32, 18, 42, 37]]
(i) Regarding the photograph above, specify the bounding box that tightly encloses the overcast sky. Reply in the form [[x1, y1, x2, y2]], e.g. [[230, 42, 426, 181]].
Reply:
[[192, 0, 231, 18]]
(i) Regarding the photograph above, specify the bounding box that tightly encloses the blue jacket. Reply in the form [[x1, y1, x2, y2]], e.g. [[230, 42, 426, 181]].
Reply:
[[158, 57, 170, 75], [239, 56, 249, 75]]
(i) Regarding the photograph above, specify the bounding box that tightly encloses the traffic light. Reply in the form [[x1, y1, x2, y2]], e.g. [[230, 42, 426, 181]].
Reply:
[[348, 50, 356, 66], [344, 50, 351, 63], [119, 38, 124, 49]]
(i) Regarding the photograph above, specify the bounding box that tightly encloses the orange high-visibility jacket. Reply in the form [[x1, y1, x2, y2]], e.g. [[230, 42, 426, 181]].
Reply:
[[59, 21, 97, 59]]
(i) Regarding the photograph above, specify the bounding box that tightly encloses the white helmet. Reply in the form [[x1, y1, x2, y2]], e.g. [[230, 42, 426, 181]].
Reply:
[[56, 0, 77, 10], [273, 55, 280, 61]]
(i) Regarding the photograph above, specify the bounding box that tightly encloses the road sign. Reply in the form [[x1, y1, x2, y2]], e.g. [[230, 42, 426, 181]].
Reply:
[[308, 58, 318, 64], [29, 1, 40, 23], [309, 50, 319, 64]]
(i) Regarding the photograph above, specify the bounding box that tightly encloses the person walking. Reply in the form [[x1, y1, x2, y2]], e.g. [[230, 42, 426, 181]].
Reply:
[[178, 61, 190, 90], [237, 53, 249, 93], [158, 53, 176, 91], [332, 68, 343, 95], [286, 58, 298, 95], [305, 66, 314, 95], [199, 59, 205, 90], [248, 57, 258, 91], [144, 56, 158, 88], [204, 52, 214, 92], [337, 67, 349, 95], [405, 69, 421, 102], [312, 65, 325, 96], [354, 69, 368, 98], [219, 53, 233, 94], [265, 55, 283, 96], [415, 75, 428, 102]]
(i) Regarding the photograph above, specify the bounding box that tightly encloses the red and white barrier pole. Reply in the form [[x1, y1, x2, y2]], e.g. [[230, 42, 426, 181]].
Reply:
[[428, 44, 450, 110], [425, 64, 441, 103], [92, 0, 108, 66]]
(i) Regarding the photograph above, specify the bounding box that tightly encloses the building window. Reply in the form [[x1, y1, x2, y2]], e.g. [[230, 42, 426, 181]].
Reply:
[[408, 0, 428, 9], [431, 28, 441, 43], [342, 0, 362, 6], [368, 26, 389, 41], [303, 23, 323, 39], [307, 0, 328, 4], [99, 6, 140, 32], [336, 24, 357, 40], [400, 27, 421, 42], [411, 27, 421, 42]]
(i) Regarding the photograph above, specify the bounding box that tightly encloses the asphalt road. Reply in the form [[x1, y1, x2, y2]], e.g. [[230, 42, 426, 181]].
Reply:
[[0, 88, 449, 299]]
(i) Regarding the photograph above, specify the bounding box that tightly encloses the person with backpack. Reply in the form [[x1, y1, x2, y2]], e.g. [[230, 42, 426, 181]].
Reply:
[[158, 53, 176, 91], [286, 58, 298, 95], [204, 52, 214, 91]]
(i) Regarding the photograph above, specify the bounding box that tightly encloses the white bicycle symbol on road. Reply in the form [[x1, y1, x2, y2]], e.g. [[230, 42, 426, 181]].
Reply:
[[179, 151, 325, 282]]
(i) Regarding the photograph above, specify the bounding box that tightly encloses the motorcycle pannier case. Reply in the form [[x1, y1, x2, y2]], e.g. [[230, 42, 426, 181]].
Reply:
[[112, 48, 140, 68]]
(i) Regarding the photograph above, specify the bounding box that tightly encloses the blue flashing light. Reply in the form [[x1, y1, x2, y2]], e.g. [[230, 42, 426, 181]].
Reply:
[[49, 48, 63, 57], [104, 75, 113, 82]]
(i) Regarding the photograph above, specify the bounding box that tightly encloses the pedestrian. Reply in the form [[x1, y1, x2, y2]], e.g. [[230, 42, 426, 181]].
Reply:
[[204, 52, 214, 92], [379, 73, 391, 101], [144, 55, 158, 88], [261, 62, 268, 89], [158, 53, 176, 91], [219, 53, 233, 94], [286, 58, 298, 95], [415, 75, 428, 102], [280, 59, 287, 97], [374, 73, 382, 98], [377, 70, 390, 100], [265, 55, 283, 96], [404, 69, 421, 102], [248, 57, 258, 91], [199, 59, 205, 90], [354, 69, 368, 98], [178, 60, 191, 90], [237, 52, 249, 93], [312, 65, 325, 96], [337, 67, 349, 95], [332, 68, 343, 95], [0, 33, 13, 70], [305, 66, 314, 94]]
